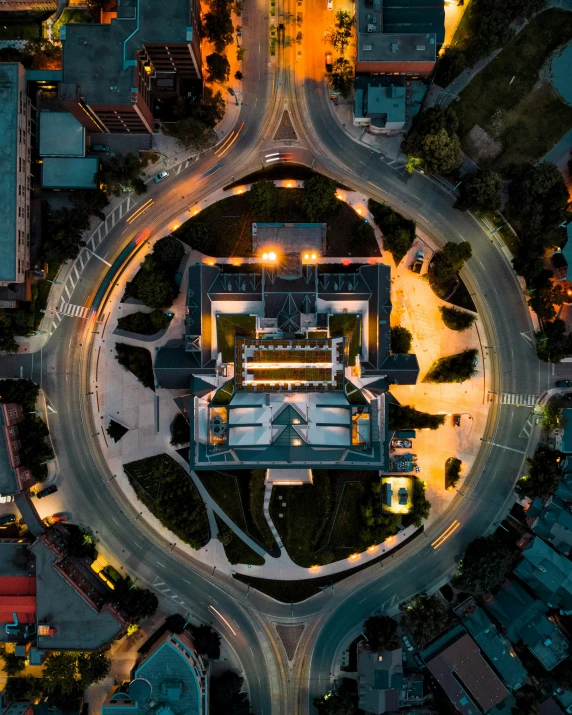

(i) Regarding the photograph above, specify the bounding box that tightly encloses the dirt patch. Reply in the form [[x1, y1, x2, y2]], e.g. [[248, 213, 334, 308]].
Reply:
[[275, 624, 305, 660], [462, 125, 502, 164], [273, 110, 298, 141]]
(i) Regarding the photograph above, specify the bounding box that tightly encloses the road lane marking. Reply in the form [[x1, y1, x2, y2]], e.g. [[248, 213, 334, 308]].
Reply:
[[431, 520, 460, 549]]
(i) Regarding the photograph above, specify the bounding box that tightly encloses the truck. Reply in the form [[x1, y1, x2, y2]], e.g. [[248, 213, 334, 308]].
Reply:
[[410, 250, 424, 273]]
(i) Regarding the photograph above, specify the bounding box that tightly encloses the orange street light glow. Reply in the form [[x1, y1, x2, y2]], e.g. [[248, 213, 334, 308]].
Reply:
[[348, 553, 360, 561], [367, 545, 377, 553], [311, 253, 317, 260], [431, 520, 461, 550], [268, 251, 277, 261], [356, 208, 362, 215], [304, 253, 310, 260]]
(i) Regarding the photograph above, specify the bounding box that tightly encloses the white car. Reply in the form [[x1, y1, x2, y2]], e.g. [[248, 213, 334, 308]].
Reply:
[[154, 170, 169, 183], [0, 495, 14, 503], [327, 0, 333, 8]]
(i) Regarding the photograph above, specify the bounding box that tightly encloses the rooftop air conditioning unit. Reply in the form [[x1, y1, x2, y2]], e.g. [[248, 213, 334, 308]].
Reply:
[[416, 45, 425, 51], [363, 44, 372, 51]]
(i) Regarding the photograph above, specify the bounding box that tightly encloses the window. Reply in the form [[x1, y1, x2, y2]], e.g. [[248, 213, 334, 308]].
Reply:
[[26, 233, 30, 246]]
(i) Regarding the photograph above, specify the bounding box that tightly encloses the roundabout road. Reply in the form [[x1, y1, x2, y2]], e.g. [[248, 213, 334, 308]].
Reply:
[[0, 0, 566, 712]]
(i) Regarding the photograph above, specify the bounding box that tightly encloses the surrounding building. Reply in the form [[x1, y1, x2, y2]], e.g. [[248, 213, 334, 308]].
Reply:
[[514, 535, 572, 614], [485, 580, 569, 670], [0, 1, 56, 8], [0, 63, 32, 298], [353, 82, 406, 131], [59, 0, 202, 134], [154, 254, 419, 472], [355, 0, 445, 76], [0, 404, 36, 498], [101, 628, 208, 715], [555, 409, 572, 454], [424, 628, 510, 715], [525, 495, 572, 556], [357, 643, 425, 714], [454, 598, 527, 692], [551, 223, 572, 295]]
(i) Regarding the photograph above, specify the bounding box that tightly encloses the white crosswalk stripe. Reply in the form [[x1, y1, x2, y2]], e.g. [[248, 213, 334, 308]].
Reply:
[[57, 300, 90, 319], [500, 393, 537, 406]]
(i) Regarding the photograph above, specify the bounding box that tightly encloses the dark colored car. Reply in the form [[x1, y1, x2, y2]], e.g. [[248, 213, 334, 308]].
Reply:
[[0, 514, 16, 526], [453, 414, 461, 427], [556, 380, 572, 388], [36, 485, 57, 499]]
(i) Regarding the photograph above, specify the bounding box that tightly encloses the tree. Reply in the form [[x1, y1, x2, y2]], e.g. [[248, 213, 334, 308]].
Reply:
[[96, 153, 147, 197], [439, 306, 476, 332], [363, 615, 398, 652], [454, 535, 515, 593], [106, 419, 128, 443], [44, 205, 90, 264], [0, 378, 39, 410], [4, 676, 43, 702], [420, 128, 463, 175], [528, 278, 565, 323], [330, 57, 353, 98], [166, 116, 216, 151], [170, 412, 190, 446], [192, 624, 221, 658], [77, 651, 111, 688], [410, 106, 459, 142], [217, 524, 234, 546], [203, 5, 234, 53], [515, 446, 563, 500], [113, 577, 159, 623], [445, 457, 462, 489], [314, 689, 356, 715], [432, 241, 472, 284], [173, 221, 213, 254], [235, 70, 243, 80], [329, 11, 354, 53], [206, 53, 231, 83], [455, 169, 502, 213], [403, 477, 431, 528], [210, 670, 253, 715], [424, 349, 478, 383], [536, 318, 572, 363], [249, 180, 279, 220], [302, 175, 338, 221], [400, 593, 448, 645], [136, 273, 179, 310], [65, 525, 97, 560], [390, 326, 412, 354], [368, 199, 415, 264], [388, 404, 445, 431], [115, 343, 155, 389], [512, 684, 542, 715], [1, 652, 26, 676], [70, 189, 110, 221], [43, 652, 80, 695]]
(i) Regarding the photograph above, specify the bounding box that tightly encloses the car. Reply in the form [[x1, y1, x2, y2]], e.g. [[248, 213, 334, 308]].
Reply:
[[391, 438, 412, 449], [414, 465, 421, 473], [411, 251, 424, 273], [0, 514, 16, 526], [0, 494, 14, 503], [153, 170, 169, 183], [325, 52, 332, 71], [36, 485, 57, 499], [452, 414, 461, 427], [402, 651, 407, 663], [402, 635, 414, 652], [413, 654, 426, 669], [327, 0, 333, 7], [556, 380, 572, 388], [52, 513, 67, 522]]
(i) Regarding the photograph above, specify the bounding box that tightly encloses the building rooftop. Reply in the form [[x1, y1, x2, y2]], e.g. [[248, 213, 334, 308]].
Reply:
[[39, 111, 85, 157], [357, 32, 437, 64], [367, 85, 406, 123], [513, 536, 572, 612], [454, 599, 527, 691], [0, 407, 18, 496], [426, 632, 509, 714], [527, 495, 572, 555], [62, 0, 196, 106], [559, 408, 572, 453], [357, 646, 403, 714], [0, 63, 20, 283], [41, 156, 99, 189], [252, 223, 326, 256], [32, 538, 122, 650]]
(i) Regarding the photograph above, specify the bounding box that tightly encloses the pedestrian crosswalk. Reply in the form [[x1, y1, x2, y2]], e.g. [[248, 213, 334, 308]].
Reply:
[[500, 393, 537, 407], [57, 301, 90, 319]]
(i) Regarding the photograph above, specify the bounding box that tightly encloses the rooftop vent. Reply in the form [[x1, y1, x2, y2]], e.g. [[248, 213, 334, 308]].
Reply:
[[391, 41, 398, 53], [416, 45, 426, 51], [363, 44, 372, 51]]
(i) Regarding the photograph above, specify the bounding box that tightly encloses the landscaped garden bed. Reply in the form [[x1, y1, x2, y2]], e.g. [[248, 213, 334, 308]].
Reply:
[[115, 343, 155, 390], [122, 237, 184, 309], [424, 349, 478, 384], [124, 454, 209, 549], [251, 349, 331, 363], [116, 310, 172, 336], [247, 367, 331, 381], [328, 315, 360, 366], [216, 315, 256, 362], [215, 514, 265, 566]]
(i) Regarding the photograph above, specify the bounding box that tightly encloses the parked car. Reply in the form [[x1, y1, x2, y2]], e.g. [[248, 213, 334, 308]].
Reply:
[[402, 651, 408, 663], [91, 144, 109, 152], [0, 514, 16, 526], [153, 170, 169, 183], [452, 414, 461, 427], [413, 653, 426, 669], [327, 0, 333, 8], [411, 251, 424, 273], [556, 380, 572, 388], [392, 438, 412, 449], [325, 52, 332, 72], [52, 513, 67, 522], [402, 636, 414, 652], [36, 485, 57, 499], [0, 495, 14, 503]]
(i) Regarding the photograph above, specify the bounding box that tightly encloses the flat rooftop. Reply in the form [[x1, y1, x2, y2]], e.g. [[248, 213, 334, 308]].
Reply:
[[42, 156, 99, 188], [39, 111, 85, 157], [0, 411, 18, 496], [32, 539, 122, 650], [252, 223, 327, 255], [357, 32, 437, 64], [0, 63, 20, 283]]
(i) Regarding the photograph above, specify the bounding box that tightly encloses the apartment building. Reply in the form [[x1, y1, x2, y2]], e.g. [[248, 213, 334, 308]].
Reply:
[[59, 0, 202, 135], [0, 63, 31, 292]]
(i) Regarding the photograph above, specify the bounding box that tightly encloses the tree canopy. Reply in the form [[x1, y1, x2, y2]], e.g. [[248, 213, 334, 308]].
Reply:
[[455, 169, 502, 213], [314, 688, 357, 715], [390, 326, 412, 354], [204, 0, 234, 53], [439, 306, 476, 332], [125, 236, 184, 310], [210, 670, 253, 715], [166, 116, 217, 151], [206, 52, 231, 83], [96, 153, 147, 197], [405, 107, 463, 175], [363, 615, 398, 652], [431, 241, 472, 284], [249, 180, 279, 220], [454, 535, 515, 593], [302, 175, 338, 221], [536, 319, 572, 363], [399, 593, 448, 645], [368, 199, 415, 264], [330, 58, 353, 98], [192, 624, 221, 658], [515, 446, 563, 500], [388, 404, 445, 430], [0, 379, 39, 411], [113, 577, 159, 623], [424, 349, 478, 383]]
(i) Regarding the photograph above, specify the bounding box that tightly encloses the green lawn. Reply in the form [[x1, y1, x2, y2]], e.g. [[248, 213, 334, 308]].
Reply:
[[455, 9, 572, 169], [124, 455, 209, 549], [329, 315, 361, 366], [52, 9, 95, 39], [211, 379, 235, 405], [195, 469, 276, 551], [328, 482, 365, 558], [175, 189, 380, 258], [216, 315, 256, 362], [270, 484, 324, 567], [214, 514, 265, 566]]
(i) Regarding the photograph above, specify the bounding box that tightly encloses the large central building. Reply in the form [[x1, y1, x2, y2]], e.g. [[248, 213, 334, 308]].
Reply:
[[155, 246, 419, 472]]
